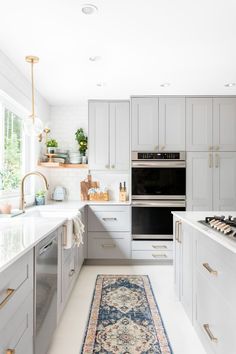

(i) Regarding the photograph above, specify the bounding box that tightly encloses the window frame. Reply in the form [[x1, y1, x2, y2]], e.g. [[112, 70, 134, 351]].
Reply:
[[0, 94, 34, 199]]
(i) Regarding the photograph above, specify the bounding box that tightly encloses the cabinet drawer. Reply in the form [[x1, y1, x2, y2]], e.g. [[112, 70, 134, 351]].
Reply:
[[0, 250, 33, 329], [132, 240, 173, 251], [0, 291, 33, 354], [88, 232, 131, 259], [196, 232, 236, 307], [88, 206, 131, 232], [195, 271, 236, 354], [132, 250, 173, 260]]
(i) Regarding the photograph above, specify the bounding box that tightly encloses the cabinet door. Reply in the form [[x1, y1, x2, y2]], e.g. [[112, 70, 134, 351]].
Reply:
[[131, 97, 159, 151], [186, 98, 213, 151], [89, 101, 110, 170], [159, 97, 186, 151], [186, 152, 213, 210], [213, 152, 236, 210], [110, 101, 130, 171], [213, 98, 236, 151], [181, 222, 193, 322]]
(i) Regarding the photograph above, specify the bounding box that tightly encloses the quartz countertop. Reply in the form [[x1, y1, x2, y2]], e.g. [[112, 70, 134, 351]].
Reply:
[[0, 216, 66, 273], [172, 211, 236, 254]]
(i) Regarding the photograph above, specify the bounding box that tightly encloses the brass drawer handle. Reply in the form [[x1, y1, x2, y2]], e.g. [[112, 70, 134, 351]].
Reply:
[[102, 217, 117, 221], [175, 220, 180, 242], [203, 324, 218, 343], [202, 263, 218, 276], [63, 224, 67, 246], [101, 244, 116, 248], [0, 288, 15, 309], [6, 350, 15, 354], [152, 253, 167, 258], [178, 221, 182, 243], [152, 245, 167, 249]]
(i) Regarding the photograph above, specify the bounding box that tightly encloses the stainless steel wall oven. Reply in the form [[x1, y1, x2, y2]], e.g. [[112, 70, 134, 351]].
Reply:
[[132, 152, 186, 240]]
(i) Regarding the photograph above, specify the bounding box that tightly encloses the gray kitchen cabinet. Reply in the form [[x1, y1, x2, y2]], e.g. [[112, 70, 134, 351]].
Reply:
[[187, 152, 236, 211], [213, 98, 236, 151], [159, 97, 186, 151], [186, 97, 213, 151], [131, 97, 159, 151], [187, 97, 236, 152], [0, 250, 34, 354], [89, 100, 130, 171]]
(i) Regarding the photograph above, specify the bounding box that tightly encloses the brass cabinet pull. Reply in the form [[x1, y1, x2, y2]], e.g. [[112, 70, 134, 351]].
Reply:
[[202, 263, 218, 276], [203, 324, 218, 343], [215, 153, 220, 168], [152, 245, 167, 249], [178, 221, 182, 243], [208, 153, 213, 168], [102, 217, 117, 221], [101, 244, 116, 248], [111, 165, 115, 169], [152, 253, 167, 258], [63, 224, 67, 246], [0, 288, 15, 309], [6, 350, 15, 354], [208, 146, 213, 151]]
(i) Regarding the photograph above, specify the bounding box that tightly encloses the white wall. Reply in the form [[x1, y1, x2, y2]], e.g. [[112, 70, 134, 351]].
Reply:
[[48, 104, 130, 201]]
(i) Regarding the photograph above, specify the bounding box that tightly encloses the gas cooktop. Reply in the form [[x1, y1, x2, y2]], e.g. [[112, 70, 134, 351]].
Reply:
[[199, 215, 236, 240]]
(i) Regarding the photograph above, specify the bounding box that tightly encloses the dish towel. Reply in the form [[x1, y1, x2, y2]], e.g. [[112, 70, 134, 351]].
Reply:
[[73, 214, 85, 247]]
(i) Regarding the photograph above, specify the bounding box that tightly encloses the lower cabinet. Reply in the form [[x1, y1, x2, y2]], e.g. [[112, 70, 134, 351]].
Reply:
[[132, 240, 173, 260], [174, 218, 236, 354], [0, 250, 34, 354]]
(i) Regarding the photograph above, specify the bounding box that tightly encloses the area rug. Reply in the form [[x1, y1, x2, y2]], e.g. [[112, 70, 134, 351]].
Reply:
[[81, 275, 173, 354]]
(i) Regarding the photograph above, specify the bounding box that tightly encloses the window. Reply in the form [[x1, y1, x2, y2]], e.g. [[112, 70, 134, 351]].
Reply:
[[0, 98, 32, 197]]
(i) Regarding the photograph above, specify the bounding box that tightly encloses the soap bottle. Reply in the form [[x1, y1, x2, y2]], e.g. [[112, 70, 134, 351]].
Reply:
[[119, 182, 127, 202]]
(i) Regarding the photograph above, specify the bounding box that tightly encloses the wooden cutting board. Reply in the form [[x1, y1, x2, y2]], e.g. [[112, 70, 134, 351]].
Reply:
[[80, 179, 99, 200]]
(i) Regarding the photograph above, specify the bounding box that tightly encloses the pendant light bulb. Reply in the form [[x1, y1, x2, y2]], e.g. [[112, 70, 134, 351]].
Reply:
[[24, 55, 43, 137]]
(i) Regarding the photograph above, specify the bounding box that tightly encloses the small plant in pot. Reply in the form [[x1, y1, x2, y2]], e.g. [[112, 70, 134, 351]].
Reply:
[[35, 190, 46, 205], [46, 138, 58, 154], [75, 128, 88, 163]]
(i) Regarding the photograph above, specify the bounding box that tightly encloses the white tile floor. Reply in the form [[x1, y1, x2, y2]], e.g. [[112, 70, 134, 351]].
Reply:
[[48, 264, 206, 354]]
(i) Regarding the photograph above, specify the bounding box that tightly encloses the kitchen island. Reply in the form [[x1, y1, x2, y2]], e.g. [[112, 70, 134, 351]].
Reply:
[[172, 211, 236, 354]]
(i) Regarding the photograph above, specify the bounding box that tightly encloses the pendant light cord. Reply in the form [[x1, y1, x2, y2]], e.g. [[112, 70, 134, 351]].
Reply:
[[31, 59, 35, 124]]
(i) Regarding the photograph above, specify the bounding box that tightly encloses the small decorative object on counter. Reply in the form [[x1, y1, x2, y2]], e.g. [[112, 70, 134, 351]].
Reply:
[[69, 151, 81, 164], [88, 187, 109, 201], [119, 181, 127, 202], [52, 186, 66, 201], [46, 138, 58, 154], [35, 190, 46, 205], [75, 128, 88, 159], [0, 202, 12, 214], [80, 171, 99, 200]]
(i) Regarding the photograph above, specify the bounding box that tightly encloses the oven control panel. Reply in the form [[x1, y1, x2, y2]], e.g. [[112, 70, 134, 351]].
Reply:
[[137, 152, 181, 160]]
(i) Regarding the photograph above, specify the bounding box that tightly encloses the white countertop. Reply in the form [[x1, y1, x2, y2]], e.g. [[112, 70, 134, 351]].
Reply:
[[172, 211, 236, 254], [0, 216, 66, 273]]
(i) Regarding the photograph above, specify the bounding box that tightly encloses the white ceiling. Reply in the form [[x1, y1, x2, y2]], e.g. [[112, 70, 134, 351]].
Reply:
[[0, 0, 236, 105]]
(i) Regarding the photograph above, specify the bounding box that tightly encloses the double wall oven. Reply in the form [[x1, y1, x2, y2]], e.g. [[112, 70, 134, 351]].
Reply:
[[132, 152, 186, 240]]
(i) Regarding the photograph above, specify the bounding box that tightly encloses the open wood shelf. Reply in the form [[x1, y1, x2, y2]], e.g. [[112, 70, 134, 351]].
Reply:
[[38, 162, 88, 169]]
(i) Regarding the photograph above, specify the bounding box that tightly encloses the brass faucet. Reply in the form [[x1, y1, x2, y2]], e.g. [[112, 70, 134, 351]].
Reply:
[[20, 171, 49, 212]]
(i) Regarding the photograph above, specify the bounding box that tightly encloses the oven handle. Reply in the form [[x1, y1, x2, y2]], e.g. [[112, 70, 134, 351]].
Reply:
[[132, 161, 186, 168], [132, 200, 186, 208]]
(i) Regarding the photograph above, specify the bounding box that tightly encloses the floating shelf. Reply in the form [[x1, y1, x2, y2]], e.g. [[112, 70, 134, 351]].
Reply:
[[38, 162, 88, 169]]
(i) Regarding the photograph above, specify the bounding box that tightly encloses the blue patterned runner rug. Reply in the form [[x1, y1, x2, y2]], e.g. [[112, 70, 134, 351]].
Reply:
[[81, 274, 173, 354]]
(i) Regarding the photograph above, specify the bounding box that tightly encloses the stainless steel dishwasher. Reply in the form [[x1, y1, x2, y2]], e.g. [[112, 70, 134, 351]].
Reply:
[[35, 231, 58, 354]]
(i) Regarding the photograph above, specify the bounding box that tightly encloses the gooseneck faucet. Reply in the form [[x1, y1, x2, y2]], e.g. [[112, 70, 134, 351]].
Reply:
[[20, 171, 49, 212]]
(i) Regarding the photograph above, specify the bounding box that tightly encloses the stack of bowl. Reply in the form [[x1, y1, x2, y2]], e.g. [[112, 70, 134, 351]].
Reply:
[[69, 151, 81, 164]]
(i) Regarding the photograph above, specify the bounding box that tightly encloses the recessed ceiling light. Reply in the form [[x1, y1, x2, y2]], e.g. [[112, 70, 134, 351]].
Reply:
[[160, 83, 170, 87], [81, 4, 98, 15], [96, 82, 106, 87], [89, 56, 101, 62], [224, 83, 236, 87]]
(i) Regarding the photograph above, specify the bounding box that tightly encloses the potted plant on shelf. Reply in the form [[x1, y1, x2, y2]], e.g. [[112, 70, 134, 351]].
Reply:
[[35, 190, 46, 205], [75, 128, 88, 163], [46, 138, 58, 154]]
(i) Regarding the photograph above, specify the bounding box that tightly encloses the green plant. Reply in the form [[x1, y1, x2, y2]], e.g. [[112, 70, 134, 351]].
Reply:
[[35, 190, 46, 197], [46, 139, 58, 148], [75, 128, 87, 155]]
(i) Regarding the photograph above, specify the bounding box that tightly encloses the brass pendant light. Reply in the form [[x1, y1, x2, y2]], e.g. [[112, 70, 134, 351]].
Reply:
[[24, 55, 43, 136]]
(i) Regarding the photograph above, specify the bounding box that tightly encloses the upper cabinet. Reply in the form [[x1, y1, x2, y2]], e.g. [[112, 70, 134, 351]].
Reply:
[[89, 101, 130, 171], [159, 97, 185, 151], [131, 97, 159, 151], [187, 97, 236, 152], [132, 97, 185, 152], [213, 98, 236, 151]]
